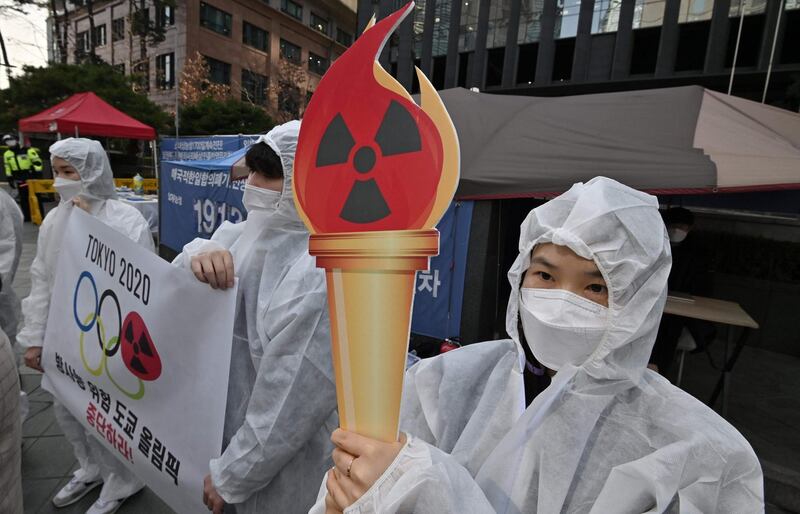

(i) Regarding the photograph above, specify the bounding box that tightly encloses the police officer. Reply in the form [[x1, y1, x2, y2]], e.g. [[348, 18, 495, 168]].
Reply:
[[3, 134, 44, 221]]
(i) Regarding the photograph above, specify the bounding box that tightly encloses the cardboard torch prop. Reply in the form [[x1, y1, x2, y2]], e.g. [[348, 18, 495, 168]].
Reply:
[[293, 2, 460, 442]]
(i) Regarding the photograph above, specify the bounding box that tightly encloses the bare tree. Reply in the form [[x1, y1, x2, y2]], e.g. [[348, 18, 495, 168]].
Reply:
[[179, 51, 231, 105], [269, 60, 308, 123]]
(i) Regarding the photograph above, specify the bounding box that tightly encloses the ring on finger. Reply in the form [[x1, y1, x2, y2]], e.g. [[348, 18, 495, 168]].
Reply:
[[346, 456, 356, 478]]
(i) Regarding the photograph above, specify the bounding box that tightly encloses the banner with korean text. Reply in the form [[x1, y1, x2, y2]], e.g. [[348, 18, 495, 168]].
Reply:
[[41, 208, 236, 514], [411, 200, 474, 340]]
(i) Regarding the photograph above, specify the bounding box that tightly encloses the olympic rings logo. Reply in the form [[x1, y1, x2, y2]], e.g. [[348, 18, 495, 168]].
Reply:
[[74, 271, 162, 400]]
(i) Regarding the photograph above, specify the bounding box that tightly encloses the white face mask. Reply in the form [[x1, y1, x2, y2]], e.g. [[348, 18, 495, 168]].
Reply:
[[242, 183, 281, 213], [54, 176, 83, 203], [668, 227, 688, 243], [6, 139, 17, 147], [519, 288, 609, 370]]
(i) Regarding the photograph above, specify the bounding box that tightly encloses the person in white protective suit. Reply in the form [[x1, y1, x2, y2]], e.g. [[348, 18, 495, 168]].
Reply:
[[172, 120, 338, 514], [17, 138, 153, 514], [0, 186, 30, 430], [0, 324, 23, 514], [316, 177, 764, 514], [0, 186, 23, 341]]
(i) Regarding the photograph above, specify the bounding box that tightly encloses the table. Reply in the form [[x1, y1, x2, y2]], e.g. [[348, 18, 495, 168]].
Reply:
[[664, 294, 759, 418], [118, 191, 159, 234]]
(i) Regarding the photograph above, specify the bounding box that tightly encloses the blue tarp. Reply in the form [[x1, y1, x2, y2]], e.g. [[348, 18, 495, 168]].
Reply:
[[159, 135, 474, 341], [160, 143, 249, 252]]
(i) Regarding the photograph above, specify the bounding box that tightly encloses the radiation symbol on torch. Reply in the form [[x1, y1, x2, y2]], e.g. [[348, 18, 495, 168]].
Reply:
[[294, 1, 460, 233]]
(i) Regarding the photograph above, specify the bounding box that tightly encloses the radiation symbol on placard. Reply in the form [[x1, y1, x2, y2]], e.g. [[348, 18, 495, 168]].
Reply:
[[74, 271, 162, 400], [315, 101, 423, 224], [121, 311, 162, 381]]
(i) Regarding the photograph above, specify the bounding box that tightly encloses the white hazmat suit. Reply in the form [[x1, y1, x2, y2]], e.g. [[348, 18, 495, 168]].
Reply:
[[0, 187, 23, 340], [174, 121, 338, 514], [16, 138, 152, 506], [313, 176, 764, 514]]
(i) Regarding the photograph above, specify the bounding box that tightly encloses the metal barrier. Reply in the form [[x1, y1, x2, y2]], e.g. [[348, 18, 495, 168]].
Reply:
[[27, 178, 158, 225]]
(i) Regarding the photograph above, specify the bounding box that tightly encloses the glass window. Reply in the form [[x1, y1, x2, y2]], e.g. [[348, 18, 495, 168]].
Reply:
[[592, 0, 622, 33], [156, 53, 175, 89], [243, 22, 269, 51], [519, 0, 545, 44], [555, 0, 581, 38], [432, 0, 453, 55], [633, 0, 667, 28], [75, 30, 89, 57], [280, 38, 302, 64], [134, 60, 150, 92], [678, 0, 714, 22], [92, 24, 107, 47], [787, 0, 800, 9], [279, 83, 301, 117], [205, 56, 231, 84], [459, 0, 480, 51], [242, 69, 269, 105], [156, 4, 175, 28], [132, 8, 150, 35], [112, 18, 125, 42], [308, 52, 329, 74], [200, 2, 232, 37], [310, 13, 329, 35], [282, 0, 303, 20], [729, 0, 766, 16], [336, 28, 352, 46]]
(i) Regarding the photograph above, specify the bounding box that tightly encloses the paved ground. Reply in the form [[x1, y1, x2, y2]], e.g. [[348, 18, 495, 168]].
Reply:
[[8, 193, 800, 513]]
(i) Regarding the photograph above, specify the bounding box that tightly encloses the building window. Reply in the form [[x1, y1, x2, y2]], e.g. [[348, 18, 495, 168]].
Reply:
[[787, 0, 800, 9], [310, 13, 329, 34], [729, 0, 766, 16], [282, 0, 303, 20], [518, 0, 544, 44], [336, 28, 352, 46], [156, 4, 175, 28], [555, 0, 582, 38], [92, 24, 107, 47], [279, 83, 301, 117], [308, 52, 329, 75], [678, 0, 715, 22], [132, 8, 150, 36], [156, 52, 175, 89], [280, 38, 302, 64], [75, 30, 89, 57], [633, 0, 667, 28], [205, 56, 231, 84], [134, 60, 150, 92], [112, 18, 125, 42], [592, 0, 621, 33], [243, 22, 269, 51], [200, 2, 232, 37], [242, 69, 269, 105], [114, 63, 125, 74]]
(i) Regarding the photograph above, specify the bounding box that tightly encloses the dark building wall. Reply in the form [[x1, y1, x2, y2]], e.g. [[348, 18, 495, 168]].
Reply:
[[362, 0, 800, 110]]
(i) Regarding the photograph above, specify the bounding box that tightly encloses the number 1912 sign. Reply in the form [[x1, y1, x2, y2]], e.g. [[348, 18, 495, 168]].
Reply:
[[192, 198, 244, 236]]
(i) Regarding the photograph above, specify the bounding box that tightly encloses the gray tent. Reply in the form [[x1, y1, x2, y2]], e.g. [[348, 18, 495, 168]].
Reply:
[[436, 86, 800, 199]]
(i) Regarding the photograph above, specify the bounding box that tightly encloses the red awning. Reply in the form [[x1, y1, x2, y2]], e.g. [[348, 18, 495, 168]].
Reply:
[[19, 92, 156, 140]]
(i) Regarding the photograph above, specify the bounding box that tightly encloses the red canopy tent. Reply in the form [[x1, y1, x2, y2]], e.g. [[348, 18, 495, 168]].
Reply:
[[18, 91, 156, 140]]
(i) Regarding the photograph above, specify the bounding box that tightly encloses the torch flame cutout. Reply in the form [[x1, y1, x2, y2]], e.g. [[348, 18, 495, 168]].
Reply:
[[292, 2, 460, 442], [293, 1, 460, 234]]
